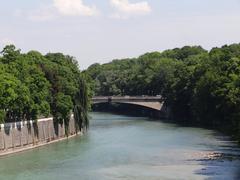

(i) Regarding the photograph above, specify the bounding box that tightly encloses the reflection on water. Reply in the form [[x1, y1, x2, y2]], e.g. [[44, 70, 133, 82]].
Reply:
[[0, 112, 240, 180]]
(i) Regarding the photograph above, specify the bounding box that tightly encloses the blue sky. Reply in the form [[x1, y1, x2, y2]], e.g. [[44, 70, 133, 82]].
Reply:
[[0, 0, 240, 69]]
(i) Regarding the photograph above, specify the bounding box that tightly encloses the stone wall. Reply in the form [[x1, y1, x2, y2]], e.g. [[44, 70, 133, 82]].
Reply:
[[0, 116, 79, 154]]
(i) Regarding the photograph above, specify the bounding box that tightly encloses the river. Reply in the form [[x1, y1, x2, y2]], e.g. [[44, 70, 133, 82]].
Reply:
[[0, 112, 240, 180]]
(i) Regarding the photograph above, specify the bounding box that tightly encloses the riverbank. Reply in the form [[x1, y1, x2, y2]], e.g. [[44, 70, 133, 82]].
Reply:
[[0, 133, 82, 157], [0, 116, 81, 157], [1, 112, 239, 179]]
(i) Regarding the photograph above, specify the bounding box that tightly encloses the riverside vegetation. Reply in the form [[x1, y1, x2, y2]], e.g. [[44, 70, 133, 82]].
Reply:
[[0, 45, 89, 132], [1, 43, 240, 141], [85, 43, 240, 141]]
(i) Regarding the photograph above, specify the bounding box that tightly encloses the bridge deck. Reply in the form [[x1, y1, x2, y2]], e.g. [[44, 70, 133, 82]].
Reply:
[[92, 96, 162, 101], [92, 96, 163, 111]]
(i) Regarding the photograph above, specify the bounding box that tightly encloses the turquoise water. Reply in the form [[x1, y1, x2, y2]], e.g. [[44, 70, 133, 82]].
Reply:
[[0, 112, 240, 180]]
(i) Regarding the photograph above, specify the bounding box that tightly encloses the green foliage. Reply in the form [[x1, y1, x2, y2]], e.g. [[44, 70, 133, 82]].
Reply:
[[86, 43, 240, 141], [0, 110, 6, 124], [56, 93, 73, 119], [74, 78, 90, 131], [0, 45, 89, 132]]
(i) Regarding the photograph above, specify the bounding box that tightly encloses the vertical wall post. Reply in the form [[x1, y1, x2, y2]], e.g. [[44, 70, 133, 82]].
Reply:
[[42, 122, 45, 143], [20, 122, 22, 147], [12, 124, 15, 150], [32, 121, 35, 145]]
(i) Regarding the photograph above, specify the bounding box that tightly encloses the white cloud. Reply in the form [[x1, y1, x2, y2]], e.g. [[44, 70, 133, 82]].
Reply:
[[53, 0, 98, 16], [110, 0, 151, 18], [24, 0, 98, 22]]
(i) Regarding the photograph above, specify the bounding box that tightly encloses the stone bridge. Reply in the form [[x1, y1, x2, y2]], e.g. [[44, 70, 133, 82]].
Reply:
[[92, 96, 164, 111]]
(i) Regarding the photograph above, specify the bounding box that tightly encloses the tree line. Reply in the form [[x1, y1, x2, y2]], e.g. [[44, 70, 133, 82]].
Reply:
[[85, 43, 240, 140], [0, 45, 89, 131]]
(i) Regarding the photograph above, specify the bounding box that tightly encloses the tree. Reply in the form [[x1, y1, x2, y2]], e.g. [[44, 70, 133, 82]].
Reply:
[[0, 45, 89, 132], [85, 43, 240, 141]]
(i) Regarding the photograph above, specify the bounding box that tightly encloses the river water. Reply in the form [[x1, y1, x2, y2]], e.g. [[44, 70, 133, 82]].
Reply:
[[0, 112, 240, 180]]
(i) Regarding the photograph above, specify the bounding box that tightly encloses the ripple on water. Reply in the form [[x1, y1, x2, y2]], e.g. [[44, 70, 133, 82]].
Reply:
[[0, 112, 240, 180]]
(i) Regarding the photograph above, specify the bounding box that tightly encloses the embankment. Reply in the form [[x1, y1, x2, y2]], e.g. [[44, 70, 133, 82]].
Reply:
[[0, 116, 80, 156]]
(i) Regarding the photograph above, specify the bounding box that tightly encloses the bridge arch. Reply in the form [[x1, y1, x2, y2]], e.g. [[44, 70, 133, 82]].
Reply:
[[92, 96, 165, 112], [92, 101, 163, 111]]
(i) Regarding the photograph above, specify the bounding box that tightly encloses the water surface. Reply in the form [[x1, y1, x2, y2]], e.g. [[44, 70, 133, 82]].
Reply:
[[0, 112, 240, 180]]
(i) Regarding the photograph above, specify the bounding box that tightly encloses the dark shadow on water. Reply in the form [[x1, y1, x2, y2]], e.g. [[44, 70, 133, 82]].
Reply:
[[194, 157, 240, 179], [92, 104, 240, 179], [190, 142, 240, 179]]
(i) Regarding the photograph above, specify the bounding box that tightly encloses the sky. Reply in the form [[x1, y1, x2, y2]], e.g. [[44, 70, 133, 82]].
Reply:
[[0, 0, 240, 69]]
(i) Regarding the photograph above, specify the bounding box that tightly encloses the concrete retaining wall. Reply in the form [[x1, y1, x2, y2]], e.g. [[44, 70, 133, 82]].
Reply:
[[0, 116, 79, 155]]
